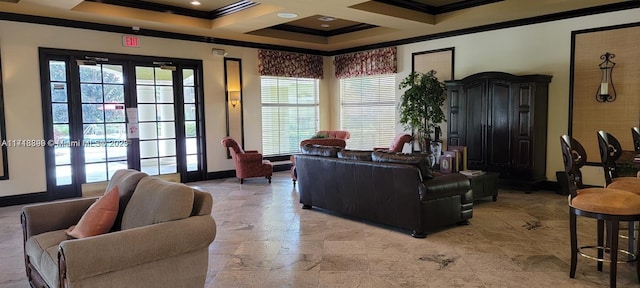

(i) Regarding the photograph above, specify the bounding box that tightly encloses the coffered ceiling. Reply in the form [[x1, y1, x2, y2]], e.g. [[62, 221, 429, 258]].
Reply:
[[0, 0, 637, 53]]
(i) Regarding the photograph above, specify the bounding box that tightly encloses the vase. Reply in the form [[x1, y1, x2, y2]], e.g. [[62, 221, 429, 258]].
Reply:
[[430, 141, 442, 167], [417, 138, 428, 153]]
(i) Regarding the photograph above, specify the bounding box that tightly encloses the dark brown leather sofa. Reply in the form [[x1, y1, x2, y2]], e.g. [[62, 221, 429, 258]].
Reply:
[[295, 147, 473, 238]]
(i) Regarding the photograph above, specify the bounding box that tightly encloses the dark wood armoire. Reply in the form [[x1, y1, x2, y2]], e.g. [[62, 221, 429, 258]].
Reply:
[[446, 72, 552, 189]]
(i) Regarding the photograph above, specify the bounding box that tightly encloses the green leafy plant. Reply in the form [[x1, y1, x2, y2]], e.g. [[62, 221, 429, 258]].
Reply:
[[398, 70, 446, 150], [311, 132, 328, 139]]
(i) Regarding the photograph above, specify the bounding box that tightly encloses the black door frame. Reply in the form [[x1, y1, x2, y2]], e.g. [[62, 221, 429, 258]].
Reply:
[[39, 48, 207, 200]]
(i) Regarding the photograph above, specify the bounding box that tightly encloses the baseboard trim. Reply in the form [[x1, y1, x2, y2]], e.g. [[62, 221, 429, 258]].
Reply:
[[538, 180, 561, 192], [273, 164, 291, 172], [0, 192, 48, 207], [204, 164, 291, 181], [205, 170, 236, 180], [4, 165, 294, 207]]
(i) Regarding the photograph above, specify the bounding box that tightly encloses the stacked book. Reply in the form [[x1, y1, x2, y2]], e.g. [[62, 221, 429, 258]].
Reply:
[[439, 145, 467, 174], [460, 170, 486, 177]]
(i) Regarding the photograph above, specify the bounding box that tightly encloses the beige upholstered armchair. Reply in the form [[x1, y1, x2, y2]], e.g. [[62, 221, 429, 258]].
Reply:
[[21, 169, 216, 288]]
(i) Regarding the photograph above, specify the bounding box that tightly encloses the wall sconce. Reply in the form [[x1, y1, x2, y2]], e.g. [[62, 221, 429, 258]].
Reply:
[[596, 52, 616, 103], [229, 91, 240, 107]]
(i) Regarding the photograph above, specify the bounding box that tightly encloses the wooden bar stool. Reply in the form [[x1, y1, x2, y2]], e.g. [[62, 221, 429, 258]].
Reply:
[[597, 131, 640, 185], [633, 127, 640, 177], [597, 130, 640, 257], [632, 127, 640, 155], [561, 135, 640, 288]]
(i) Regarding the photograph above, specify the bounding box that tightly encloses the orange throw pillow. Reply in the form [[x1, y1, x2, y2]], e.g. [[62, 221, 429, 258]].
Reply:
[[67, 186, 119, 239]]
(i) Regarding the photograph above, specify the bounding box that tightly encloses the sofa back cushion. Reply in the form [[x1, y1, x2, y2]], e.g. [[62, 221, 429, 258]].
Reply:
[[301, 144, 342, 158], [338, 150, 373, 161], [372, 151, 434, 180], [120, 177, 194, 230], [300, 138, 347, 149], [106, 169, 148, 231]]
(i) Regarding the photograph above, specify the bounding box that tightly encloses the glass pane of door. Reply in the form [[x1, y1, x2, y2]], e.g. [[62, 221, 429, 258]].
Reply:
[[79, 63, 128, 182], [136, 66, 177, 176], [183, 68, 199, 172], [49, 60, 73, 186], [42, 49, 207, 200]]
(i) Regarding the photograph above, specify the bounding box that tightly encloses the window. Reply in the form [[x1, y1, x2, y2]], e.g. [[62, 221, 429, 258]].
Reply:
[[340, 75, 396, 150], [261, 76, 319, 156]]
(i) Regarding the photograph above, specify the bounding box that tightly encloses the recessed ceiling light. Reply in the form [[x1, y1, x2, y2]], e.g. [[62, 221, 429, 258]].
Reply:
[[277, 12, 298, 19], [318, 16, 336, 22], [321, 24, 330, 28], [190, 1, 201, 5]]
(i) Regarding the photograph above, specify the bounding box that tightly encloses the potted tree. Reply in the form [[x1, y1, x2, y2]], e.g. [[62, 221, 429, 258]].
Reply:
[[398, 70, 447, 154]]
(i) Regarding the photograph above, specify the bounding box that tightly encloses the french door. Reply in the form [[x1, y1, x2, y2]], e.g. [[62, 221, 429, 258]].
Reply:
[[39, 48, 206, 200]]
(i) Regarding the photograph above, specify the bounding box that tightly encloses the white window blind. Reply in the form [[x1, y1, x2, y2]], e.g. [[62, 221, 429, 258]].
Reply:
[[261, 76, 319, 156], [340, 75, 397, 150]]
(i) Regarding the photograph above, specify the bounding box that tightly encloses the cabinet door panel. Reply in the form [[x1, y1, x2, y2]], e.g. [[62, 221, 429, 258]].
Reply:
[[516, 140, 532, 167], [517, 85, 532, 137], [447, 87, 464, 146], [513, 84, 533, 173], [464, 81, 486, 169], [487, 81, 512, 169]]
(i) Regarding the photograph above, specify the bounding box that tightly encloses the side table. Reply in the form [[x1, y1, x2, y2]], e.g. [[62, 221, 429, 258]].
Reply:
[[464, 171, 499, 201]]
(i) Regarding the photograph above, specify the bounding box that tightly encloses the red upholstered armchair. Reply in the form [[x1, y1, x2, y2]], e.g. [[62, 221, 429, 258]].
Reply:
[[221, 137, 273, 184], [290, 131, 349, 185], [290, 138, 347, 185], [374, 133, 413, 152]]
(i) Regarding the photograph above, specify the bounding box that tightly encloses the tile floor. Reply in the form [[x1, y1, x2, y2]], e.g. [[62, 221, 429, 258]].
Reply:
[[1, 171, 640, 287]]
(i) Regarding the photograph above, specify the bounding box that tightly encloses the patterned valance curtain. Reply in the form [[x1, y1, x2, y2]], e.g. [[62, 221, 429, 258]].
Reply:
[[334, 47, 397, 79], [258, 50, 323, 79]]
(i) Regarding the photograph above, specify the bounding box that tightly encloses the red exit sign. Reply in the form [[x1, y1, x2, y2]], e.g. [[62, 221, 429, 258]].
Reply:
[[122, 35, 139, 48]]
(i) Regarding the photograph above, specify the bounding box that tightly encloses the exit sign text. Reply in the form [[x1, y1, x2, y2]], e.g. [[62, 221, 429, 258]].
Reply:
[[122, 35, 140, 48]]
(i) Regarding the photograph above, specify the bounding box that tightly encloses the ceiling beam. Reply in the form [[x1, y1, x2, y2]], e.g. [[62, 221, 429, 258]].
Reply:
[[349, 1, 435, 25]]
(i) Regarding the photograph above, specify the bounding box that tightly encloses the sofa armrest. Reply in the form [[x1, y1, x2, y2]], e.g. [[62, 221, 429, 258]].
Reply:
[[58, 215, 216, 283], [420, 173, 471, 201], [236, 152, 264, 162], [21, 197, 98, 239], [244, 150, 259, 153]]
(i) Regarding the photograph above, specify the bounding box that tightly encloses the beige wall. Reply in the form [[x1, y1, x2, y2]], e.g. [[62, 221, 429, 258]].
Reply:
[[0, 21, 259, 196], [572, 27, 640, 164], [0, 8, 638, 196], [380, 8, 639, 186]]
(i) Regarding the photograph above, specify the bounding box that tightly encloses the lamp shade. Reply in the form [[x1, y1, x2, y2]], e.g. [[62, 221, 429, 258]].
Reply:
[[229, 91, 240, 101], [229, 91, 240, 107]]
